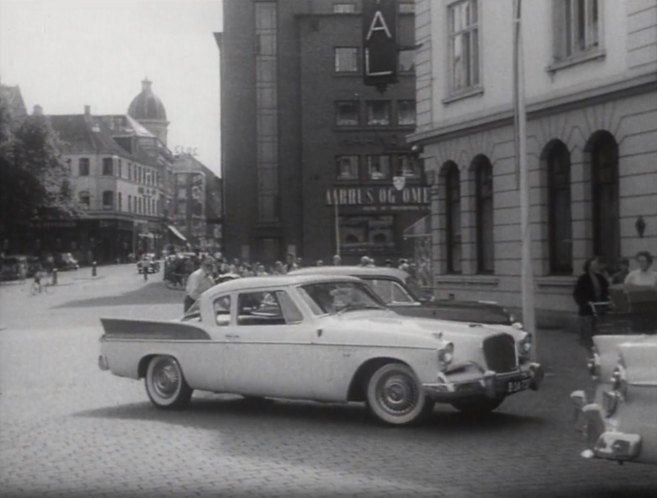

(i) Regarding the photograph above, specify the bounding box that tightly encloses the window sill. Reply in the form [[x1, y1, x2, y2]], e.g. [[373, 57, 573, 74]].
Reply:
[[436, 275, 499, 287], [546, 49, 606, 73], [442, 86, 484, 105], [536, 275, 576, 288]]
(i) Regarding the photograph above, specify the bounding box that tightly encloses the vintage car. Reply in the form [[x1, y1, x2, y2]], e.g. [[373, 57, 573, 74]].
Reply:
[[99, 275, 542, 425], [0, 255, 30, 281], [137, 254, 160, 274], [291, 266, 518, 326], [571, 334, 657, 464]]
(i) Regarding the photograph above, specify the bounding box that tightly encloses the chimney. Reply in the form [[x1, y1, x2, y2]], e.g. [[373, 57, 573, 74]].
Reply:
[[84, 105, 91, 116], [33, 105, 43, 116]]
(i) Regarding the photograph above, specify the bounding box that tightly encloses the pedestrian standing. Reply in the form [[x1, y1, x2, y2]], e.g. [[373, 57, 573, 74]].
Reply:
[[184, 257, 216, 313], [332, 254, 342, 266], [624, 251, 657, 289], [573, 256, 610, 350]]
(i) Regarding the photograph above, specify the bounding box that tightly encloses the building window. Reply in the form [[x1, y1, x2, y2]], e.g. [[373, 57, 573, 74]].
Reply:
[[399, 49, 415, 73], [366, 101, 390, 126], [118, 192, 123, 211], [443, 162, 462, 274], [335, 101, 360, 126], [474, 156, 494, 274], [118, 160, 122, 178], [128, 164, 132, 181], [102, 157, 113, 176], [544, 141, 573, 274], [78, 158, 90, 176], [334, 47, 359, 72], [366, 155, 391, 180], [448, 0, 480, 93], [336, 155, 359, 180], [339, 215, 395, 250], [395, 155, 420, 178], [589, 131, 620, 266], [78, 191, 90, 210], [102, 191, 114, 210], [333, 3, 356, 13], [128, 195, 132, 212], [397, 100, 416, 126], [399, 3, 415, 13], [553, 0, 600, 61]]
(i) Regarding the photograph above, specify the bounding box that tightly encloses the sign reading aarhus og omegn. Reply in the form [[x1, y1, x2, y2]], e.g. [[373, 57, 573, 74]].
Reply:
[[362, 0, 398, 89], [326, 186, 430, 210]]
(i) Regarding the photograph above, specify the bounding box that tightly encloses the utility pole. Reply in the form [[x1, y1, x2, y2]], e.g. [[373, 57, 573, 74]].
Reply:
[[513, 0, 538, 359], [334, 197, 340, 258]]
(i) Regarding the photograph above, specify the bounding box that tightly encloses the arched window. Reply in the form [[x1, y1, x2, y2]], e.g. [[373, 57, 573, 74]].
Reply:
[[588, 131, 620, 265], [474, 156, 494, 274], [544, 140, 572, 274], [102, 191, 114, 210], [442, 162, 461, 273]]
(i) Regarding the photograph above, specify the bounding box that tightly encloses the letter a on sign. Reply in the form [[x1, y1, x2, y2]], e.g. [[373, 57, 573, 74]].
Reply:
[[362, 0, 398, 90]]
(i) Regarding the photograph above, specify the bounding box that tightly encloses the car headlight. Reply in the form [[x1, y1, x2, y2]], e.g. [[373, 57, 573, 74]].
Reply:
[[437, 342, 454, 371], [586, 347, 601, 380], [517, 333, 532, 360]]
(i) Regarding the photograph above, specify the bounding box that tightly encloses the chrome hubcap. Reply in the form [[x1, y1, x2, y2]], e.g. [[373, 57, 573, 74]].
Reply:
[[378, 374, 417, 415], [153, 362, 179, 398]]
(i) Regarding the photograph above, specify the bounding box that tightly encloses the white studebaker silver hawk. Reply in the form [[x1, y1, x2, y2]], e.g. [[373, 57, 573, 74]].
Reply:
[[99, 275, 543, 425]]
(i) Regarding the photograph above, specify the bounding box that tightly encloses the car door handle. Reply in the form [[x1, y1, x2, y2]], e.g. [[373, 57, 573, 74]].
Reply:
[[225, 334, 240, 340]]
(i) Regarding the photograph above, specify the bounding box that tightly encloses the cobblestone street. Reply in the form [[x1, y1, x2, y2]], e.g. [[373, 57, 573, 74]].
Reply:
[[1, 264, 656, 497]]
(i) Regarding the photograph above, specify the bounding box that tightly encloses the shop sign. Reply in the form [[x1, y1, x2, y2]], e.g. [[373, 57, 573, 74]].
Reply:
[[29, 220, 77, 229], [326, 186, 429, 208], [362, 0, 398, 89]]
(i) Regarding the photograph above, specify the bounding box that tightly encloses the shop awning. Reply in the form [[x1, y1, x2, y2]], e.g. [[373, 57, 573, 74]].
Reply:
[[167, 225, 187, 242], [403, 215, 431, 238]]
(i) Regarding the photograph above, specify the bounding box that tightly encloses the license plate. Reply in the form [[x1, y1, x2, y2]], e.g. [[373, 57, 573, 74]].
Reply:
[[507, 377, 531, 394]]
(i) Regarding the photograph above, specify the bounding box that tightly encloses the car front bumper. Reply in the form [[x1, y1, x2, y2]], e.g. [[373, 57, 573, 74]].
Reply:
[[422, 362, 543, 401], [570, 390, 642, 462]]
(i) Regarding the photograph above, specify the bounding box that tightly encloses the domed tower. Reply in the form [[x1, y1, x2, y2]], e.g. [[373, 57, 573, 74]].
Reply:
[[128, 79, 169, 145]]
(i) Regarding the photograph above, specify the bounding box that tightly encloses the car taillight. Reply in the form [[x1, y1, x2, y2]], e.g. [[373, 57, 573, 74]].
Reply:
[[587, 348, 601, 380]]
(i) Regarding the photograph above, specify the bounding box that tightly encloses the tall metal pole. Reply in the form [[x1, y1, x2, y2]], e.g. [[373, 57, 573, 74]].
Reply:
[[334, 197, 341, 257], [513, 0, 538, 359]]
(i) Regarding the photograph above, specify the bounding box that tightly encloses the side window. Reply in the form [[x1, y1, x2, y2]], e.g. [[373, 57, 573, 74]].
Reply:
[[237, 291, 285, 326], [275, 291, 303, 324], [213, 295, 231, 326], [366, 279, 415, 304]]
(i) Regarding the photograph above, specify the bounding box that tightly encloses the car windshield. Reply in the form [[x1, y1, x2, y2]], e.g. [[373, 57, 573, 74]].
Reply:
[[299, 281, 386, 315]]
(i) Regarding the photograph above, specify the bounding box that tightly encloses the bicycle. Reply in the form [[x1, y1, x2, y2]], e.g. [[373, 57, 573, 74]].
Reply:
[[30, 271, 53, 295]]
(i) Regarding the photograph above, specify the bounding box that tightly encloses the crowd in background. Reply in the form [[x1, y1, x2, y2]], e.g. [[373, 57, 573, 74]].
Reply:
[[163, 248, 432, 289]]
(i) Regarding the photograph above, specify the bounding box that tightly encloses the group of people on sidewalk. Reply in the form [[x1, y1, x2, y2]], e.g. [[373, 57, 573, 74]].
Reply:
[[573, 250, 657, 348]]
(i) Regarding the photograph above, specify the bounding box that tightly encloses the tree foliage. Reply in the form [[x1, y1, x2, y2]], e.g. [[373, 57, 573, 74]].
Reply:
[[0, 97, 78, 236]]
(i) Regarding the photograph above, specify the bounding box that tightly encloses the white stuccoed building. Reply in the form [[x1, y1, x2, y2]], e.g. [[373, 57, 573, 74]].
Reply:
[[408, 0, 657, 326]]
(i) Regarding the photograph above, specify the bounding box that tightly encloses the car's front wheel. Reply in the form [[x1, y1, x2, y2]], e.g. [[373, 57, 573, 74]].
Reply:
[[450, 395, 505, 415], [145, 355, 193, 409], [366, 362, 433, 426]]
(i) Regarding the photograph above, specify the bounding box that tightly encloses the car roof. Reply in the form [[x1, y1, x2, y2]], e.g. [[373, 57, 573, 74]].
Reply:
[[290, 265, 410, 280], [203, 274, 363, 296]]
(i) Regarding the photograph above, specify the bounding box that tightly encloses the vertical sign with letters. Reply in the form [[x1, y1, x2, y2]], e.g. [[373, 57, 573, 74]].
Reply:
[[362, 0, 398, 91]]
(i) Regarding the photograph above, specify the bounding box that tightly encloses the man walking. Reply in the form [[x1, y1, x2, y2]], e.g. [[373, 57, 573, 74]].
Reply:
[[184, 257, 216, 313]]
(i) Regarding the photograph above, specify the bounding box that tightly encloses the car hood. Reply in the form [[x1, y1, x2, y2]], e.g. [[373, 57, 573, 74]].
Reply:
[[321, 309, 512, 349]]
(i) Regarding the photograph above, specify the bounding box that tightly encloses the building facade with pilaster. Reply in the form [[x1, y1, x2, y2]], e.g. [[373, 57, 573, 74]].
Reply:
[[409, 0, 657, 324]]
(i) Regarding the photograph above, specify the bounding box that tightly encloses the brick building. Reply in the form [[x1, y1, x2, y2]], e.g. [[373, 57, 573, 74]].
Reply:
[[217, 0, 427, 265]]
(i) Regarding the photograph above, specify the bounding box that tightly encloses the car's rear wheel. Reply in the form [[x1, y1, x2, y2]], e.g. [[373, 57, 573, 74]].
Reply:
[[145, 355, 192, 409], [366, 362, 433, 426], [450, 395, 505, 415]]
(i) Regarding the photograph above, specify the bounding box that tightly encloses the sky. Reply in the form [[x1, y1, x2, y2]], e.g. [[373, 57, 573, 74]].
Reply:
[[0, 0, 224, 175]]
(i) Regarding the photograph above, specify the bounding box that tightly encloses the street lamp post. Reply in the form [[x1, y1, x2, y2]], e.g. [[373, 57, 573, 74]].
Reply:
[[513, 0, 538, 360]]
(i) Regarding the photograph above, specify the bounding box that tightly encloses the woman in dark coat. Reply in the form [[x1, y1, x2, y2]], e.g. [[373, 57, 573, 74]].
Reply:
[[573, 256, 610, 349]]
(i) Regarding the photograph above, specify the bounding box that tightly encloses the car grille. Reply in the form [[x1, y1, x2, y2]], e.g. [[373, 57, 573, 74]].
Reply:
[[483, 333, 517, 373]]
